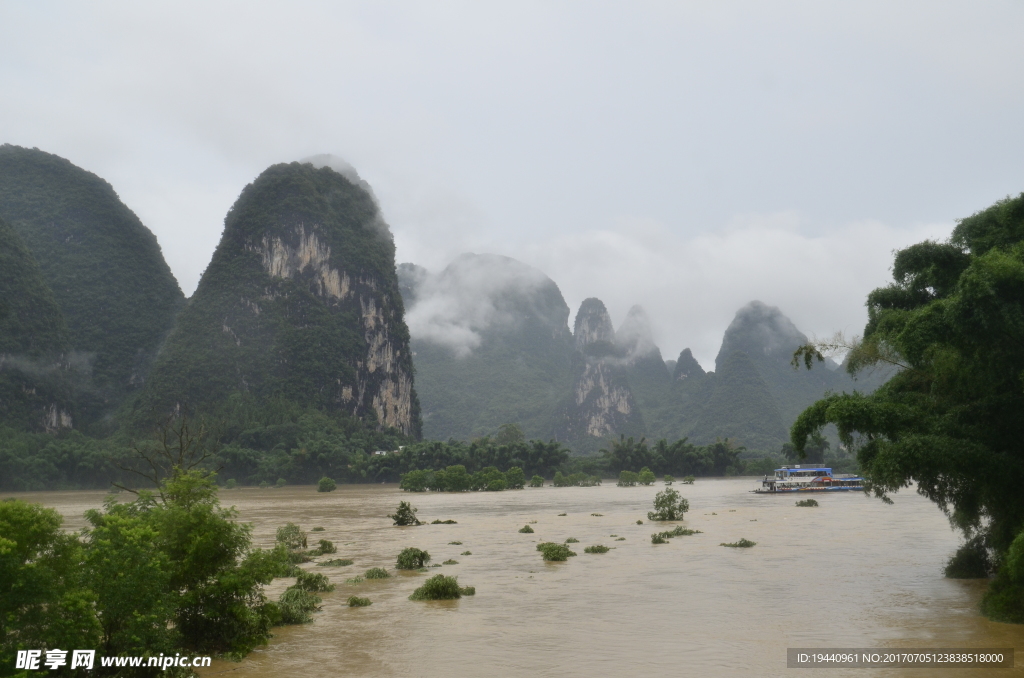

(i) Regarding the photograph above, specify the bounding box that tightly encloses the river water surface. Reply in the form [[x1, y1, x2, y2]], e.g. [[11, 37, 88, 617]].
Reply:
[[16, 479, 1024, 677]]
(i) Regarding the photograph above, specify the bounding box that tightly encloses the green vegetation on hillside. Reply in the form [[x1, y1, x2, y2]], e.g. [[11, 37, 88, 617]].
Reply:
[[0, 145, 185, 425], [792, 192, 1024, 621]]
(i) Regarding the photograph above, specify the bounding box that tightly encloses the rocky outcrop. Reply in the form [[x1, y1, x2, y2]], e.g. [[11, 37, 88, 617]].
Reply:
[[136, 161, 420, 436], [672, 348, 705, 382], [555, 298, 643, 445]]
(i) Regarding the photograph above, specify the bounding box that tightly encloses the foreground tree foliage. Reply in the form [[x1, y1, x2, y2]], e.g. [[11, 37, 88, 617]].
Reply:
[[1, 470, 287, 670], [791, 192, 1024, 621]]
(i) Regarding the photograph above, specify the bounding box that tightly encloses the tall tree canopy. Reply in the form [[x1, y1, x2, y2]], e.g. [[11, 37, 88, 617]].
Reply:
[[792, 193, 1024, 618]]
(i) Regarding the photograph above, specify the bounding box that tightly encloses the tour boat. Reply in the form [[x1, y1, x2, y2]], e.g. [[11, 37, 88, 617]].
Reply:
[[753, 465, 864, 493]]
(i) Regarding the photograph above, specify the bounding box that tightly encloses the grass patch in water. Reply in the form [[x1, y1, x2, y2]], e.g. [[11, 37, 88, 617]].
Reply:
[[295, 571, 335, 592], [721, 538, 757, 548], [443, 559, 459, 565], [557, 513, 567, 516], [564, 537, 579, 543], [615, 537, 626, 541], [651, 534, 667, 544], [461, 551, 472, 556], [364, 567, 390, 579], [318, 559, 353, 567], [345, 576, 364, 584], [311, 526, 325, 532], [584, 545, 610, 553], [431, 519, 458, 524], [518, 525, 534, 533], [536, 542, 577, 561], [409, 574, 464, 600], [636, 519, 643, 524], [347, 596, 372, 607], [459, 586, 476, 596], [591, 513, 603, 516], [795, 499, 819, 507], [276, 587, 321, 625], [448, 541, 463, 545]]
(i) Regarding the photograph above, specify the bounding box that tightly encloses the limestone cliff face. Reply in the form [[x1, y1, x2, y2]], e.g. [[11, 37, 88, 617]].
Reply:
[[137, 161, 420, 436], [556, 298, 643, 445]]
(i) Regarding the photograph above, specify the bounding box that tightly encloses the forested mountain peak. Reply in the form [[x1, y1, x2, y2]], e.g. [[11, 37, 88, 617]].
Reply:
[[715, 300, 807, 371], [573, 298, 615, 349], [672, 348, 705, 381], [134, 161, 420, 436], [0, 144, 184, 422]]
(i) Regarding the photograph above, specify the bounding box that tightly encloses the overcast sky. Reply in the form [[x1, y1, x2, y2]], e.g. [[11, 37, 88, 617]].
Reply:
[[3, 2, 1023, 368]]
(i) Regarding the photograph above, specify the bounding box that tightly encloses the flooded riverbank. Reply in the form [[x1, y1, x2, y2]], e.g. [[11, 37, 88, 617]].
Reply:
[[10, 479, 1023, 677]]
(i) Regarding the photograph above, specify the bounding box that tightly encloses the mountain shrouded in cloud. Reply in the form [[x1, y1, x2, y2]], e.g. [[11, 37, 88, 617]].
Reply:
[[398, 253, 574, 440], [0, 144, 185, 421], [133, 161, 420, 435]]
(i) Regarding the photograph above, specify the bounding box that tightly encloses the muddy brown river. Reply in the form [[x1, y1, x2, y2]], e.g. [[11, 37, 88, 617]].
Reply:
[[11, 479, 1024, 677]]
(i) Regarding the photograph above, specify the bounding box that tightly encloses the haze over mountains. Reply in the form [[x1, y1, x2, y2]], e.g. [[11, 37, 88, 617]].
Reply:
[[0, 144, 883, 457]]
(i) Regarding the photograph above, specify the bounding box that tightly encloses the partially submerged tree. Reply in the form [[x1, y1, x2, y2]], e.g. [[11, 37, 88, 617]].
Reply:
[[648, 488, 689, 521], [390, 501, 421, 526]]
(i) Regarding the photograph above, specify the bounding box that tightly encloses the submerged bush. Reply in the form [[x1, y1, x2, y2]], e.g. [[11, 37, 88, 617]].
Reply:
[[276, 478, 287, 488], [317, 476, 337, 493], [345, 576, 364, 584], [518, 525, 534, 533], [530, 475, 545, 487], [318, 558, 354, 567], [617, 470, 639, 487], [636, 519, 643, 525], [682, 476, 695, 484], [391, 501, 421, 526], [615, 537, 626, 541], [945, 536, 991, 579], [311, 526, 325, 532], [409, 574, 464, 600], [443, 559, 459, 565], [638, 467, 656, 486], [277, 522, 308, 550], [364, 567, 391, 579], [459, 586, 476, 596], [795, 498, 819, 507], [225, 478, 237, 489], [277, 587, 322, 625], [348, 596, 372, 607], [651, 534, 667, 544], [664, 475, 674, 485], [557, 513, 567, 516], [313, 539, 337, 555], [537, 542, 577, 561], [584, 545, 610, 554], [296, 571, 335, 592], [461, 551, 472, 556], [448, 541, 462, 545], [648, 488, 690, 521], [721, 538, 757, 548], [565, 537, 579, 543], [431, 519, 458, 524], [396, 547, 431, 569]]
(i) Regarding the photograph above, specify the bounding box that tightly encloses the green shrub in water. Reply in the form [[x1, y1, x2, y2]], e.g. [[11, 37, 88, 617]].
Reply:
[[651, 534, 667, 544], [431, 519, 458, 524], [617, 470, 639, 487], [636, 519, 643, 525], [277, 523, 308, 550], [638, 467, 656, 486], [345, 576, 364, 584], [364, 567, 391, 579], [529, 475, 545, 487], [648, 488, 690, 521], [225, 478, 237, 489], [409, 574, 464, 600], [565, 537, 579, 543], [396, 547, 431, 569], [259, 480, 270, 488], [945, 536, 991, 579], [318, 559, 354, 567], [584, 545, 610, 553], [276, 478, 287, 488], [536, 542, 577, 561], [518, 525, 534, 533], [663, 475, 674, 485], [296, 571, 335, 592], [277, 587, 321, 624], [615, 537, 626, 541], [459, 586, 476, 596], [795, 498, 819, 507], [287, 550, 313, 564], [311, 526, 325, 532], [557, 513, 567, 516], [682, 476, 695, 484], [449, 540, 462, 545], [317, 476, 337, 493], [391, 500, 421, 526], [314, 539, 337, 555], [591, 513, 603, 517], [721, 538, 757, 548], [348, 596, 372, 607], [443, 559, 459, 565], [461, 551, 472, 556]]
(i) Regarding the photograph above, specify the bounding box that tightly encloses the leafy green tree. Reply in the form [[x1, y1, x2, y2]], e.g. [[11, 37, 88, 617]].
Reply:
[[617, 470, 639, 487], [792, 192, 1024, 620], [396, 547, 430, 569], [529, 474, 544, 487], [637, 467, 656, 486], [504, 466, 526, 489], [317, 476, 336, 492], [399, 469, 431, 492], [648, 488, 690, 521], [494, 423, 526, 446], [0, 501, 100, 669], [390, 501, 421, 526]]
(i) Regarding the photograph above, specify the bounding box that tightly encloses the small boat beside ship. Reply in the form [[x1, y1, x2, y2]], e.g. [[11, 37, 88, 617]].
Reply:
[[753, 465, 863, 493]]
